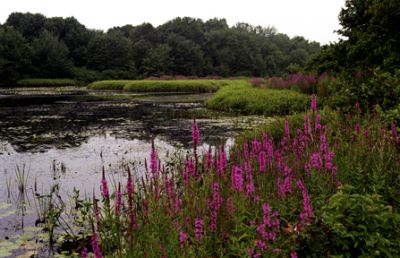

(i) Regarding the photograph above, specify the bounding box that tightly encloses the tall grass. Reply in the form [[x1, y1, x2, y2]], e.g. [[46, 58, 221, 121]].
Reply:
[[17, 79, 76, 87], [206, 84, 309, 115]]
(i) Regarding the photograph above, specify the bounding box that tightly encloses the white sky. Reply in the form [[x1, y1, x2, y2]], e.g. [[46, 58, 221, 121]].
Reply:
[[0, 0, 345, 45]]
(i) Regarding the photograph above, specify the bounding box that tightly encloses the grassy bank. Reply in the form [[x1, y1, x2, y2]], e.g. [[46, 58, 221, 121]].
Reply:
[[88, 79, 248, 93], [17, 78, 76, 87], [207, 84, 309, 116]]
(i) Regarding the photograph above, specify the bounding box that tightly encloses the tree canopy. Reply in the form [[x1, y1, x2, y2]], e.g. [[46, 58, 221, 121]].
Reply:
[[0, 12, 321, 85]]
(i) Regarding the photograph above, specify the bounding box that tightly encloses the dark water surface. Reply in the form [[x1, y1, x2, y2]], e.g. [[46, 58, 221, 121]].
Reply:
[[0, 88, 270, 257]]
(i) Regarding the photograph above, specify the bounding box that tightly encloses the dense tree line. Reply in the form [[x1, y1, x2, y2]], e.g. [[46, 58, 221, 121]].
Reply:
[[0, 13, 321, 85]]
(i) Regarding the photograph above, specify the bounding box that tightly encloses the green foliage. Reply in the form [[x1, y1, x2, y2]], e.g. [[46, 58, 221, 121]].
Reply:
[[207, 84, 309, 115], [320, 186, 400, 257], [324, 69, 400, 111], [16, 78, 76, 87], [88, 79, 241, 92]]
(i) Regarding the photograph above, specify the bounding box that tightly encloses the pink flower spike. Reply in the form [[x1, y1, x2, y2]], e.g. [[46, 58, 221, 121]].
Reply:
[[311, 94, 317, 112], [192, 119, 200, 146], [101, 168, 109, 200]]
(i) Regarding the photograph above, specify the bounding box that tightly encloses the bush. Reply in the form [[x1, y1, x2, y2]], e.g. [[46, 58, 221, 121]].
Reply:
[[16, 78, 76, 87], [207, 84, 309, 115], [88, 80, 246, 93], [320, 186, 400, 257]]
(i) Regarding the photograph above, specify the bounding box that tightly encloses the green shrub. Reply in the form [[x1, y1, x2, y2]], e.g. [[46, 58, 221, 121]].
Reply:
[[87, 80, 133, 90], [320, 186, 400, 257], [88, 79, 247, 93], [207, 84, 309, 115], [16, 78, 76, 87]]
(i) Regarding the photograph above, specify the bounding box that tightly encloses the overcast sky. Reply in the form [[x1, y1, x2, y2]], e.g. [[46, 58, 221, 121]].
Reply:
[[0, 0, 345, 45]]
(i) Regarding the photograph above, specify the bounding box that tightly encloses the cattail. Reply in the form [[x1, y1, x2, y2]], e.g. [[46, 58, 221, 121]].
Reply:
[[195, 217, 204, 240], [311, 94, 317, 112], [91, 232, 103, 258]]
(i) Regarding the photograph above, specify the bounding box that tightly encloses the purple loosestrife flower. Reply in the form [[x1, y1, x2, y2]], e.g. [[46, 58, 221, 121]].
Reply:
[[272, 210, 280, 232], [310, 152, 323, 169], [179, 231, 188, 248], [297, 179, 313, 225], [209, 183, 222, 232], [231, 165, 243, 192], [277, 177, 286, 199], [192, 119, 200, 146], [101, 168, 109, 201], [364, 128, 369, 138], [195, 217, 204, 240], [262, 203, 271, 228], [150, 140, 158, 178], [217, 146, 227, 177], [320, 127, 327, 154], [355, 123, 361, 133], [259, 151, 266, 173], [80, 247, 88, 258], [291, 251, 298, 258], [91, 232, 103, 258], [115, 183, 122, 217], [255, 239, 267, 251], [245, 159, 254, 196], [315, 113, 322, 131], [311, 94, 317, 112]]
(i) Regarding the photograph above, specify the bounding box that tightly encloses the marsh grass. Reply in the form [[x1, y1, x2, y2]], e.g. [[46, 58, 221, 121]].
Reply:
[[207, 84, 309, 115], [15, 164, 29, 194], [88, 79, 248, 93]]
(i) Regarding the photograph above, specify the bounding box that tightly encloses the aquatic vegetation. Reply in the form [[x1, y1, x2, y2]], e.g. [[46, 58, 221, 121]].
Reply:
[[207, 84, 309, 115], [88, 79, 248, 93], [14, 164, 29, 194], [59, 95, 399, 257]]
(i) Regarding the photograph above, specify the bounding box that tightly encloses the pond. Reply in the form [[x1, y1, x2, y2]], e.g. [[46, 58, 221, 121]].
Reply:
[[0, 88, 271, 257]]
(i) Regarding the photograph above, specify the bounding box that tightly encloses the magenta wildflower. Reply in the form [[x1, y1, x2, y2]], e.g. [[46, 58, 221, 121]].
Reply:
[[262, 203, 271, 228], [217, 146, 227, 177], [101, 168, 109, 200], [80, 247, 88, 258], [209, 182, 222, 232], [291, 251, 298, 258], [91, 232, 103, 258], [195, 217, 204, 240], [284, 118, 290, 138], [311, 94, 317, 112], [364, 128, 369, 138], [258, 151, 266, 173], [315, 113, 321, 131], [297, 179, 313, 225], [192, 119, 200, 146], [355, 123, 361, 133], [255, 239, 267, 251], [272, 210, 280, 232], [179, 231, 188, 247], [150, 140, 158, 178], [231, 165, 243, 192], [310, 152, 322, 169]]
